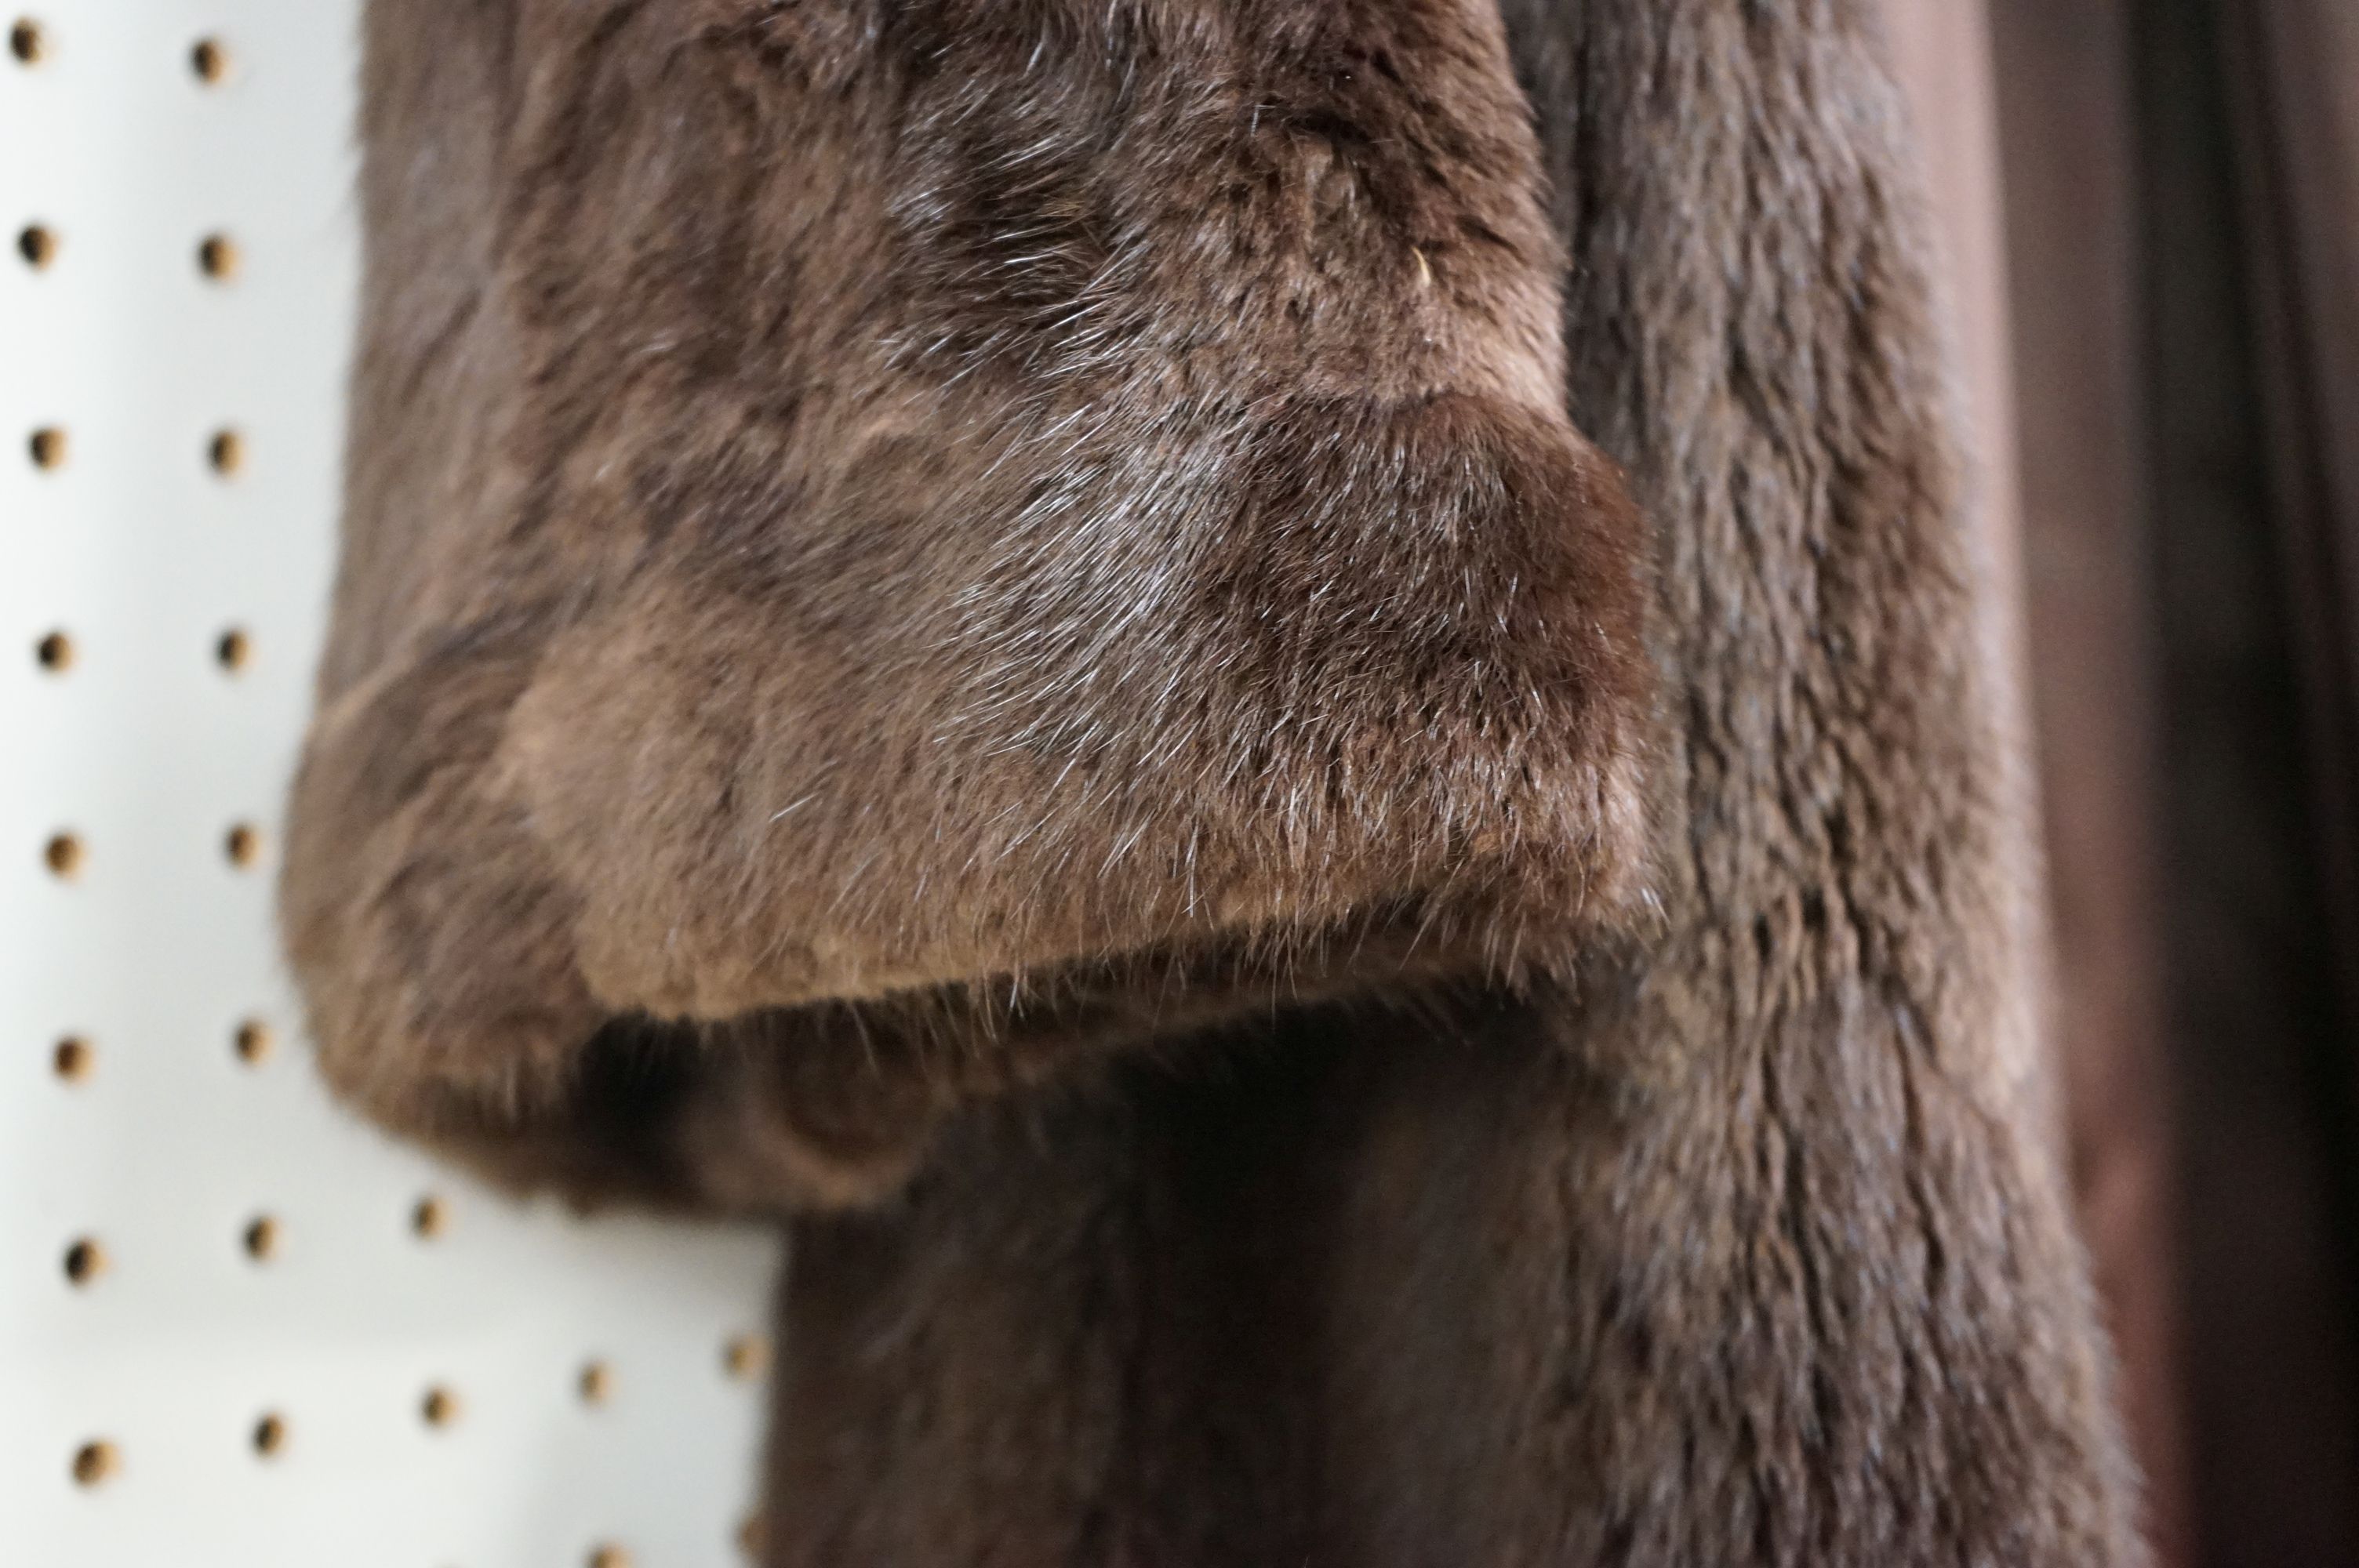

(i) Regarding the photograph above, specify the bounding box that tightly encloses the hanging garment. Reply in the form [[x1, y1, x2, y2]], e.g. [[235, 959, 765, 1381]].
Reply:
[[280, 2, 2145, 1562]]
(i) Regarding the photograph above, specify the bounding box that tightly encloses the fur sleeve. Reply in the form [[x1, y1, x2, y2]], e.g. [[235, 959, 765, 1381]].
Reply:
[[279, 0, 1654, 1209]]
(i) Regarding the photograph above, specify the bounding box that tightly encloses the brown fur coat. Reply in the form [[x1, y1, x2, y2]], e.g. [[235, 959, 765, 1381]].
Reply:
[[282, 0, 2145, 1561]]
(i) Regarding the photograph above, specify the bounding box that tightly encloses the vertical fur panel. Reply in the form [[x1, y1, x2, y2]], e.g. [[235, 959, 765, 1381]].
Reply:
[[1498, 0, 2137, 1541]]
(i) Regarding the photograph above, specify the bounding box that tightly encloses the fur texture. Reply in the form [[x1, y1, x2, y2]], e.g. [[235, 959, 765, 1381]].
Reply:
[[285, 0, 1653, 1198], [285, 0, 2146, 1563]]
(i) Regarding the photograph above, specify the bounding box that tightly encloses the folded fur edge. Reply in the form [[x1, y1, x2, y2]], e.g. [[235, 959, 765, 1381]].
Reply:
[[354, 887, 1659, 1215], [293, 388, 1659, 1213], [499, 383, 1659, 1022], [285, 511, 1663, 1211], [283, 670, 1663, 1213]]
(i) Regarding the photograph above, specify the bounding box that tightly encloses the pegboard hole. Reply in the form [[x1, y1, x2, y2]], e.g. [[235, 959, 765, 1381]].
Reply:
[[29, 425, 67, 470], [191, 35, 228, 83], [53, 1034, 93, 1082], [44, 832, 84, 880], [70, 1440, 116, 1487], [208, 427, 245, 476], [589, 1547, 633, 1568], [36, 630, 74, 672], [63, 1236, 107, 1287], [410, 1193, 448, 1240], [242, 1214, 280, 1262], [723, 1334, 770, 1381], [216, 627, 253, 673], [18, 223, 56, 269], [8, 16, 43, 64], [224, 822, 263, 869], [233, 1017, 273, 1065], [251, 1413, 286, 1457], [420, 1385, 461, 1429], [578, 1359, 613, 1406], [198, 232, 239, 281]]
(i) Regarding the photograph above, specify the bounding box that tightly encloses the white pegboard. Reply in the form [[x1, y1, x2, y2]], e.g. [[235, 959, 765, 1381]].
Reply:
[[0, 7, 781, 1564]]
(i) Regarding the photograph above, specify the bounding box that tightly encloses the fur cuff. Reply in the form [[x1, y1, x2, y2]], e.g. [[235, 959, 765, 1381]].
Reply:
[[282, 0, 1653, 1207]]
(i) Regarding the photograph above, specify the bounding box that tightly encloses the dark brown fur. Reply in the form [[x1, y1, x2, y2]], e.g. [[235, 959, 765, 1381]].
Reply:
[[284, 0, 2144, 1562], [287, 0, 1653, 1199]]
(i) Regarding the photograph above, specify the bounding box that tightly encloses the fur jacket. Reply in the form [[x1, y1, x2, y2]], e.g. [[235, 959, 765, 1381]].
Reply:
[[281, 0, 2146, 1562]]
